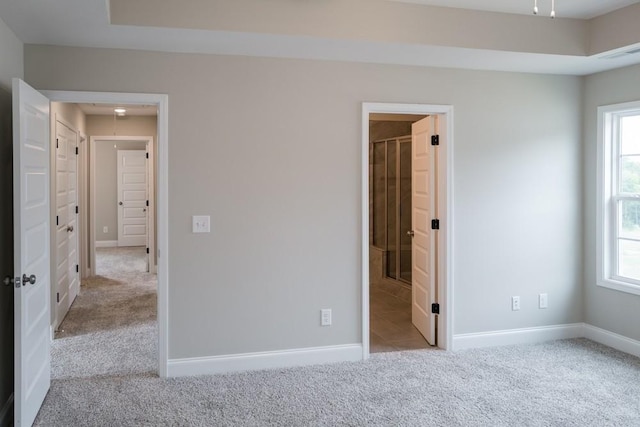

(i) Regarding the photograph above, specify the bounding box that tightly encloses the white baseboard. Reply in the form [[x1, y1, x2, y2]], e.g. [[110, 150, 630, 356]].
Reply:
[[0, 393, 13, 427], [453, 323, 584, 351], [583, 324, 640, 359], [95, 240, 117, 248], [167, 344, 362, 378]]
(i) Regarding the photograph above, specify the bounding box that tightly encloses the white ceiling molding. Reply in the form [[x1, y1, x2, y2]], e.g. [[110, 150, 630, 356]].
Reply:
[[1, 0, 640, 76]]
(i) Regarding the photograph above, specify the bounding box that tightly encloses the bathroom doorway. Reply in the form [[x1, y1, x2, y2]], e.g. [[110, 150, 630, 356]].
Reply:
[[362, 103, 453, 357], [369, 114, 428, 353]]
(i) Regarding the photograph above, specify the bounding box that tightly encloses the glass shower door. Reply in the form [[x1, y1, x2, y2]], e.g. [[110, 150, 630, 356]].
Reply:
[[399, 140, 412, 283]]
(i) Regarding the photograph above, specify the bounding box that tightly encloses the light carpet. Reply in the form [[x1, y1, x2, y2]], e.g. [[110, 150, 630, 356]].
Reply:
[[36, 250, 640, 426]]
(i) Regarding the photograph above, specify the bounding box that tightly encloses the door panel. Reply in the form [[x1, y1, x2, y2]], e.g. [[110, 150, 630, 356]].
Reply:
[[117, 150, 147, 247], [13, 78, 51, 427], [55, 120, 79, 328], [411, 116, 436, 345]]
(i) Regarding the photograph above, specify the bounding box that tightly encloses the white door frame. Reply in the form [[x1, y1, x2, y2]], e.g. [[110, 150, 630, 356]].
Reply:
[[90, 136, 155, 269], [362, 102, 454, 358], [42, 89, 169, 378]]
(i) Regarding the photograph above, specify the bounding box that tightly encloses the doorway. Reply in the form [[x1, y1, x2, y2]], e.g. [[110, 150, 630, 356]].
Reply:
[[362, 103, 453, 358], [45, 91, 168, 377]]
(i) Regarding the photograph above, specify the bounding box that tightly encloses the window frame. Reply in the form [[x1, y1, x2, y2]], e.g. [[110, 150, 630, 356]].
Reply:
[[597, 100, 640, 296]]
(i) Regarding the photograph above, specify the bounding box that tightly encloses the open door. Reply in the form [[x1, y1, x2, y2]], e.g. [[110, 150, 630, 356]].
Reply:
[[410, 115, 436, 345], [13, 79, 51, 426]]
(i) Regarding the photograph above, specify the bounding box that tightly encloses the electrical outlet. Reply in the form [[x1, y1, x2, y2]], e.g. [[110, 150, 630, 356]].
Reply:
[[192, 215, 211, 233], [103, 226, 108, 233], [511, 296, 521, 311], [321, 309, 332, 326], [539, 293, 548, 309]]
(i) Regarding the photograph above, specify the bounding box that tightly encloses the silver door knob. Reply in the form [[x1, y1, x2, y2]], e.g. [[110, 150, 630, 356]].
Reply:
[[22, 274, 36, 286], [67, 225, 74, 232], [407, 230, 415, 237], [119, 201, 123, 205]]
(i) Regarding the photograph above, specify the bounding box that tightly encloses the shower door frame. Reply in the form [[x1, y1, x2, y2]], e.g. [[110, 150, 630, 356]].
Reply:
[[362, 102, 454, 358], [372, 136, 413, 285]]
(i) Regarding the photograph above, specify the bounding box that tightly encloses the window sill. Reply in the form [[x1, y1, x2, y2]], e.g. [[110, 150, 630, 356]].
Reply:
[[598, 278, 640, 297]]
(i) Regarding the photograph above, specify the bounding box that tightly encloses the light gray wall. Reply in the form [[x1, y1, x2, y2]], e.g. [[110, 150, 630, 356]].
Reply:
[[25, 45, 583, 359], [583, 63, 640, 341], [0, 15, 22, 426]]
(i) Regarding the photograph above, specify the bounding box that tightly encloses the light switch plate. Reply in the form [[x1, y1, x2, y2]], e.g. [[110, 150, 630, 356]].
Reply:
[[192, 215, 211, 233]]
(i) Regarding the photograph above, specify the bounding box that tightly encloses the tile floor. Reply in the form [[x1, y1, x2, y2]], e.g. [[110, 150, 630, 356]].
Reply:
[[370, 283, 431, 353]]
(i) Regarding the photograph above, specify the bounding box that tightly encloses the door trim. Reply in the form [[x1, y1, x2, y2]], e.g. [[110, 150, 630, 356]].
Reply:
[[42, 90, 169, 378], [362, 102, 454, 358]]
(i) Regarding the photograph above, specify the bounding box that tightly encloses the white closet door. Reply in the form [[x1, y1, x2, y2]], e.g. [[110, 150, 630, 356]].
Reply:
[[117, 150, 147, 247]]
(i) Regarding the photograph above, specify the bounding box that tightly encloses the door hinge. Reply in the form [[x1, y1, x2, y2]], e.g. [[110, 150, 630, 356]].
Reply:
[[431, 219, 440, 230], [56, 293, 60, 303], [146, 247, 150, 254], [431, 303, 440, 314], [431, 135, 440, 146], [76, 205, 79, 214], [56, 138, 59, 149], [56, 215, 59, 226], [76, 264, 79, 273], [75, 146, 79, 155], [146, 152, 149, 159], [146, 200, 149, 207]]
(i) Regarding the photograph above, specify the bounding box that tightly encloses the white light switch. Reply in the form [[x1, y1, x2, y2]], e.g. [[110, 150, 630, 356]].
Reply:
[[192, 215, 210, 233]]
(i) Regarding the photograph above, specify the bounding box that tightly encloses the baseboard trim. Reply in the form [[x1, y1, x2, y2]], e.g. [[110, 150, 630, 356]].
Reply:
[[584, 324, 640, 359], [95, 240, 117, 248], [453, 323, 584, 350], [0, 393, 13, 427], [167, 344, 362, 377]]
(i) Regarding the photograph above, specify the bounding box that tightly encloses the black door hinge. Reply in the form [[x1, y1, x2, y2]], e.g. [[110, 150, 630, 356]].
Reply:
[[431, 219, 440, 230], [146, 200, 149, 207], [75, 146, 79, 155], [56, 216, 59, 226], [431, 303, 440, 314], [146, 247, 150, 254], [146, 152, 149, 159], [76, 264, 79, 273], [431, 135, 440, 146], [75, 206, 79, 214], [56, 139, 59, 149], [56, 293, 60, 303]]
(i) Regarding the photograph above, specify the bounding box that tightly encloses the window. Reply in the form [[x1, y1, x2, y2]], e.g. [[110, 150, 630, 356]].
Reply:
[[598, 101, 640, 295]]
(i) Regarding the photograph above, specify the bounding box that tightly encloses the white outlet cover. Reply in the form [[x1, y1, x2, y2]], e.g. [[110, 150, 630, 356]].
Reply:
[[192, 215, 211, 233]]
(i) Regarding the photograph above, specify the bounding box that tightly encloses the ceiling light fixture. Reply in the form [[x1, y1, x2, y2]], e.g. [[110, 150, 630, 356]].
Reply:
[[533, 0, 556, 18], [114, 107, 126, 116]]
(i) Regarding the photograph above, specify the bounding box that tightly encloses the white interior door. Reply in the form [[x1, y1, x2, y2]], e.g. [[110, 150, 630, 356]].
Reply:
[[54, 120, 79, 328], [411, 116, 436, 345], [13, 78, 51, 427], [117, 150, 147, 247]]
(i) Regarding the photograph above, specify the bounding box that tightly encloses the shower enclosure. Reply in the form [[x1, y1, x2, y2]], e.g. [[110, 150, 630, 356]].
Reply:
[[371, 135, 412, 285]]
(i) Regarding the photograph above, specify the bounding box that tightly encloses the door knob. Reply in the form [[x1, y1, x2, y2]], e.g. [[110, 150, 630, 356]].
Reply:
[[22, 274, 36, 286], [67, 225, 74, 232], [407, 230, 415, 237], [119, 201, 123, 206], [2, 276, 12, 287], [143, 208, 147, 212]]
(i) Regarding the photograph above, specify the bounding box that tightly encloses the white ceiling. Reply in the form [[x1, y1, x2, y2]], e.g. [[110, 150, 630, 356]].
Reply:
[[77, 103, 157, 116], [391, 0, 639, 19], [1, 0, 640, 76]]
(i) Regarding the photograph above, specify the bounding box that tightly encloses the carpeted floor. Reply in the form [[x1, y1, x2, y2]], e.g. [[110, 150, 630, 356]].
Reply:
[[35, 251, 640, 426]]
